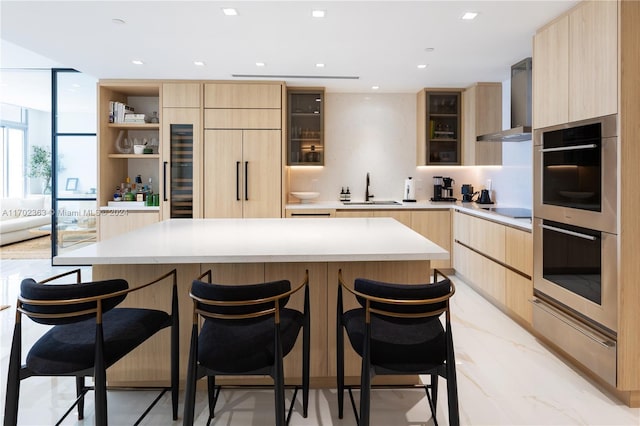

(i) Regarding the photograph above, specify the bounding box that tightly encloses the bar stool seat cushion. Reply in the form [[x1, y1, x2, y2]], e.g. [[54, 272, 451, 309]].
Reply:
[[197, 308, 304, 373], [26, 308, 171, 375]]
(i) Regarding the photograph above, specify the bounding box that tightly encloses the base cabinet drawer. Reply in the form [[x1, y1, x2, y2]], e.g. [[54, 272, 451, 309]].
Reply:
[[532, 298, 616, 386]]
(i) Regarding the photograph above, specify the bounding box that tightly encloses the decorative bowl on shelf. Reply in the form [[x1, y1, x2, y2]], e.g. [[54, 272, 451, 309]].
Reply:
[[133, 144, 145, 154], [291, 192, 320, 203]]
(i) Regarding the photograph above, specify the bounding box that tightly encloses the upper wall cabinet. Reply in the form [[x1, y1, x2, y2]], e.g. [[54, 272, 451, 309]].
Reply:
[[533, 1, 617, 128], [203, 83, 283, 130], [163, 83, 202, 108], [287, 88, 325, 166], [462, 82, 502, 165], [416, 89, 462, 165], [204, 83, 282, 109]]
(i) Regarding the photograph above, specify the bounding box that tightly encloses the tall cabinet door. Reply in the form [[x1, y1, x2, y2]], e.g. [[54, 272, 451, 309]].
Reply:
[[203, 130, 243, 218], [243, 130, 281, 218], [162, 108, 202, 219]]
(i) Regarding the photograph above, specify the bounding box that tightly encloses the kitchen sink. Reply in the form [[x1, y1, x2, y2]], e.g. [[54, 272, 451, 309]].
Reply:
[[342, 200, 401, 205]]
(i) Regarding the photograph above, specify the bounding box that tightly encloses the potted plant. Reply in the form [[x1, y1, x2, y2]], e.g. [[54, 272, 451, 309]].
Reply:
[[28, 145, 52, 194]]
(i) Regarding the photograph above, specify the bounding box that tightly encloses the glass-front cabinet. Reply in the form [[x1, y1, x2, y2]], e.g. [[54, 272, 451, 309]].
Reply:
[[168, 124, 193, 218], [287, 88, 324, 165], [417, 89, 462, 165]]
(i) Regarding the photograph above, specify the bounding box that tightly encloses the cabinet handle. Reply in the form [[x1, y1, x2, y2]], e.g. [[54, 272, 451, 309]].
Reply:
[[244, 161, 249, 201], [539, 143, 597, 153], [236, 161, 241, 201], [540, 223, 597, 241], [163, 161, 168, 202]]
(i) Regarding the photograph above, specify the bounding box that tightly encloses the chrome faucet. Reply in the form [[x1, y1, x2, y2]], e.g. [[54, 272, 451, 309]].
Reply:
[[365, 172, 374, 202]]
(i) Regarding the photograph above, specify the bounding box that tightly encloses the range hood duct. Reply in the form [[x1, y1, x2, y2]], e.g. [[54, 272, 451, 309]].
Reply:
[[477, 57, 532, 142]]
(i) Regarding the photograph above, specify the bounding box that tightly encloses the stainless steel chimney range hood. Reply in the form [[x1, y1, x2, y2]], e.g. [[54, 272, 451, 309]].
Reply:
[[477, 57, 532, 142]]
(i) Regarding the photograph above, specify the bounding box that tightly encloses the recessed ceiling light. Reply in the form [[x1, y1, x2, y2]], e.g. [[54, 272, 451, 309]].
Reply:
[[424, 47, 435, 52], [462, 12, 478, 20], [222, 8, 238, 16], [316, 63, 325, 68], [132, 60, 144, 65], [417, 64, 428, 69], [111, 18, 126, 25], [256, 62, 265, 67], [194, 61, 205, 66], [312, 10, 325, 18], [372, 86, 379, 90]]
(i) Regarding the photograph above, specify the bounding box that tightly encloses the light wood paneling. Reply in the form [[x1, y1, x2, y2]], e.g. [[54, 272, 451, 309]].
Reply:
[[327, 261, 431, 381], [162, 83, 202, 108], [265, 263, 329, 379], [335, 210, 373, 218], [505, 226, 533, 277], [468, 214, 506, 263], [242, 130, 282, 218], [203, 130, 281, 218], [411, 210, 452, 269], [204, 109, 281, 129], [505, 269, 533, 324], [569, 0, 618, 122], [618, 0, 640, 392], [97, 211, 159, 241], [416, 89, 427, 166], [373, 210, 412, 227], [204, 83, 282, 109], [95, 263, 201, 386], [203, 130, 244, 218], [462, 83, 502, 165], [533, 14, 569, 128]]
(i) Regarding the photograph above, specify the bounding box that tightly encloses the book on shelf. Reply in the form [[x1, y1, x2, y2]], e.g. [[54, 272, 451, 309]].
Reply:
[[124, 113, 147, 123], [109, 101, 135, 123]]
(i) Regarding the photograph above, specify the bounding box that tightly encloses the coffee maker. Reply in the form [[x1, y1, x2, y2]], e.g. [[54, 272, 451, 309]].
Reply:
[[430, 176, 456, 201]]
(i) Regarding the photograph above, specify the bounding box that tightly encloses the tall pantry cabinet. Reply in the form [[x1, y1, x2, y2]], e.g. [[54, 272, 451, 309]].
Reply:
[[203, 83, 284, 218]]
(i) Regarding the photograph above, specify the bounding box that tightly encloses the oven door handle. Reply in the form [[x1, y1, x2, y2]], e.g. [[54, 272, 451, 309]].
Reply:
[[539, 143, 598, 153], [540, 224, 597, 241]]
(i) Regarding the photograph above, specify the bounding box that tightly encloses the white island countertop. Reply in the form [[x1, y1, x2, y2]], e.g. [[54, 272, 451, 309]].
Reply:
[[53, 217, 449, 265]]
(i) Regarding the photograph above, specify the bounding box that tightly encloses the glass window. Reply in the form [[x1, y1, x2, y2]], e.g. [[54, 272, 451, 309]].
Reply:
[[55, 72, 97, 134], [56, 135, 97, 198], [1, 125, 26, 198]]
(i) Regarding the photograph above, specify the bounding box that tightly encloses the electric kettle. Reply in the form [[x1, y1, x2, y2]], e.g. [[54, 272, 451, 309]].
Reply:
[[476, 189, 493, 204]]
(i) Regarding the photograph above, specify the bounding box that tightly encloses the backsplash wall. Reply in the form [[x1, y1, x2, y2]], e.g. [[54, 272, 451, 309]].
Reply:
[[288, 92, 532, 208]]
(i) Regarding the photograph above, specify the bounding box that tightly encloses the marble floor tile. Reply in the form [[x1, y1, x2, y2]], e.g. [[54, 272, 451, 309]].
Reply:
[[1, 259, 639, 425]]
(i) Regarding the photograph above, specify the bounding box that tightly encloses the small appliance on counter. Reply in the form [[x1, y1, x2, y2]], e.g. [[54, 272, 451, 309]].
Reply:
[[476, 189, 493, 204], [430, 176, 456, 202], [402, 177, 416, 202], [461, 184, 478, 203]]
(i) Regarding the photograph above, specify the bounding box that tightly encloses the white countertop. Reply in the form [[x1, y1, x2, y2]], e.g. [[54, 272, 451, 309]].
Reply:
[[53, 217, 449, 265], [286, 200, 533, 231]]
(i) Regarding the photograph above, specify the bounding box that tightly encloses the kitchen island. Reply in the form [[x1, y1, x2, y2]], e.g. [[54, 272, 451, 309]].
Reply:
[[54, 217, 448, 387]]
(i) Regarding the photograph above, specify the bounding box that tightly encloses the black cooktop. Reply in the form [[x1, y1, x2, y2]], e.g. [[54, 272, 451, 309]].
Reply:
[[481, 207, 532, 219]]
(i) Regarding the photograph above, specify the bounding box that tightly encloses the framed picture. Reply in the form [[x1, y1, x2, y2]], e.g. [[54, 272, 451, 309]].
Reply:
[[65, 177, 78, 191]]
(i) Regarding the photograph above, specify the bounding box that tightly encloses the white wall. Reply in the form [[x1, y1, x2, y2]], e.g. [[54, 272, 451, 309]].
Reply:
[[288, 90, 533, 208]]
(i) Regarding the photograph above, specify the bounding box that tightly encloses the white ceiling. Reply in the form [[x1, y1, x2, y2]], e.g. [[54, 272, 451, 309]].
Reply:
[[1, 0, 578, 100]]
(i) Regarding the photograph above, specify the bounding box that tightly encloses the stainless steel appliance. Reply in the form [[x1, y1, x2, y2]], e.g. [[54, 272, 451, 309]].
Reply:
[[430, 176, 456, 202], [534, 114, 617, 234], [532, 114, 619, 386], [477, 57, 532, 142]]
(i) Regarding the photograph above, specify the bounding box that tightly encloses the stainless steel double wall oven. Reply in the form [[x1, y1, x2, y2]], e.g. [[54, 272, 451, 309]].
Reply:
[[532, 114, 618, 386]]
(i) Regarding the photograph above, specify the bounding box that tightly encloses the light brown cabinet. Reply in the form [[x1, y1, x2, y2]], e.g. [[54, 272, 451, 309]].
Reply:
[[204, 129, 281, 218], [453, 210, 532, 324], [410, 210, 451, 269], [287, 88, 325, 165], [533, 1, 617, 128], [97, 81, 162, 240], [416, 89, 462, 165], [163, 82, 202, 108], [462, 83, 502, 165], [203, 82, 284, 218]]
